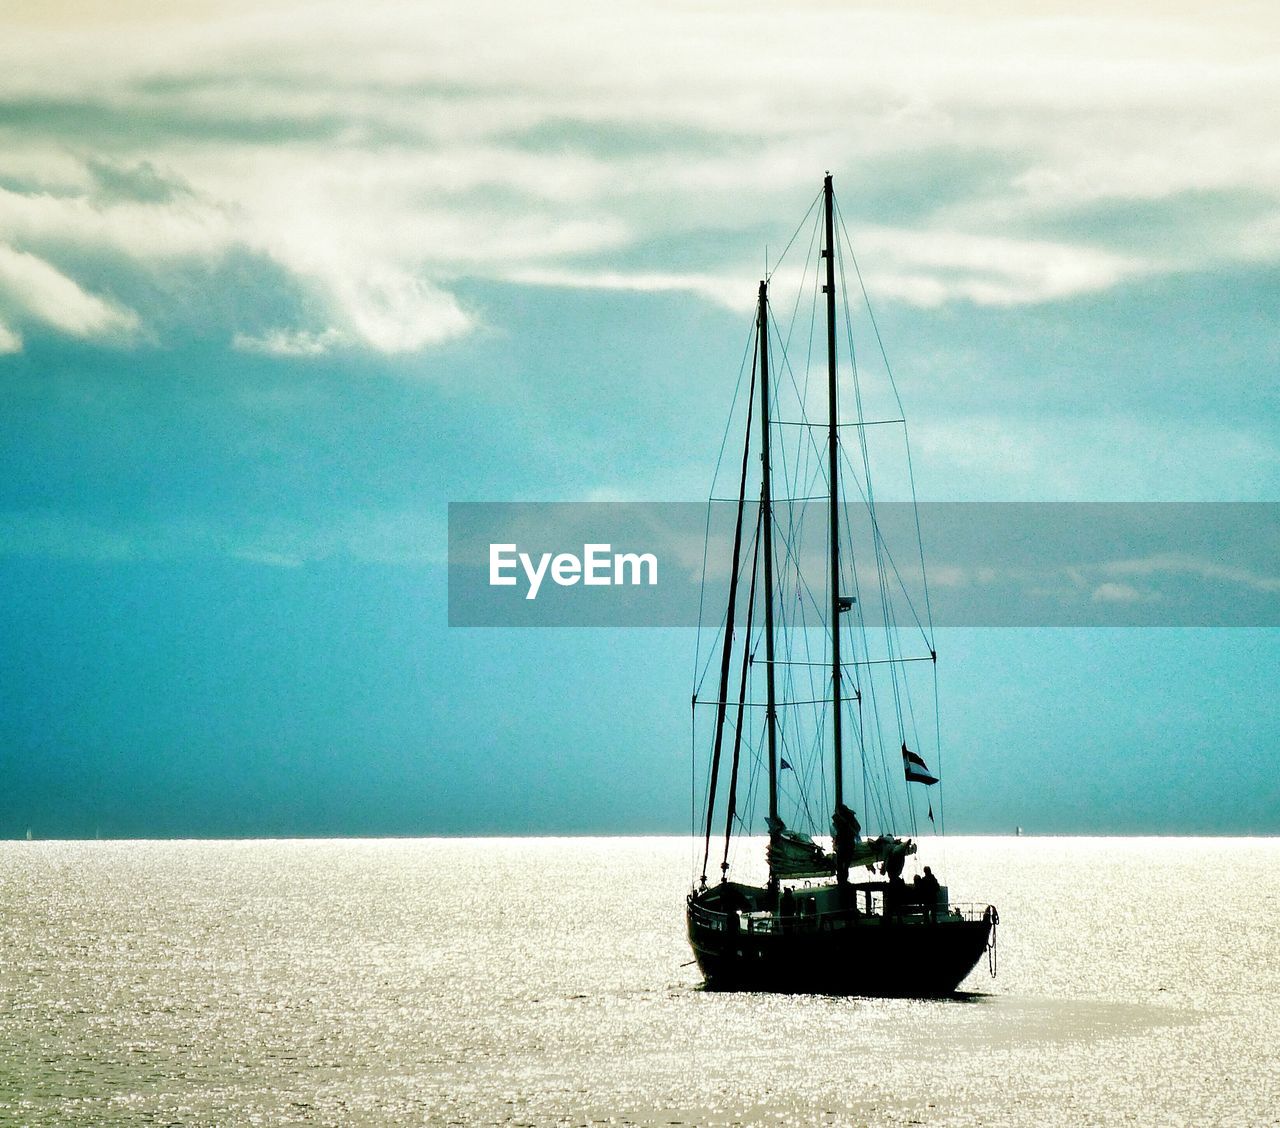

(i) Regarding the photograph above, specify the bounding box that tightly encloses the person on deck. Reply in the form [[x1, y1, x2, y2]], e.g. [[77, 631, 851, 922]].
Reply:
[[779, 885, 796, 931], [920, 866, 941, 922], [886, 873, 906, 919]]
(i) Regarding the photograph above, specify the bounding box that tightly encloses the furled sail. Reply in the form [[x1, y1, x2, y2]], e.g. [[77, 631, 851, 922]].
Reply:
[[766, 817, 835, 878], [850, 835, 917, 874], [831, 802, 861, 872]]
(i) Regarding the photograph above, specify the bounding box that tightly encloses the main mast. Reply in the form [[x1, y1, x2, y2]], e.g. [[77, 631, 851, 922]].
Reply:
[[824, 175, 847, 882], [757, 280, 780, 849]]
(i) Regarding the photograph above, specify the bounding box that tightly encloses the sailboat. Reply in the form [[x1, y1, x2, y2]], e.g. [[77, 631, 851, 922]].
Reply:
[[686, 174, 998, 996]]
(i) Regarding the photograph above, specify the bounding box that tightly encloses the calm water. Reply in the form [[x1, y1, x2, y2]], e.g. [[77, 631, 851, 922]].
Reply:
[[1, 837, 1276, 1126]]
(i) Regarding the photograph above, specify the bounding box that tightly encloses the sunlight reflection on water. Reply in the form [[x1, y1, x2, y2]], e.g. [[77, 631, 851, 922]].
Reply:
[[1, 837, 1276, 1125]]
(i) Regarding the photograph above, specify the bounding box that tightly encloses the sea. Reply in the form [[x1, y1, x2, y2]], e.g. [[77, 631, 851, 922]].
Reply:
[[1, 837, 1276, 1126]]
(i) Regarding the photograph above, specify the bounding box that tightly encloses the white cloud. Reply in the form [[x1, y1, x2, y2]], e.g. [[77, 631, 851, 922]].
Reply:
[[0, 320, 21, 353], [858, 228, 1147, 307], [234, 270, 472, 355], [504, 266, 750, 310], [329, 266, 472, 353], [1, 1, 1279, 352], [0, 244, 139, 339], [1091, 581, 1150, 604], [1102, 553, 1280, 594], [0, 183, 231, 260], [233, 327, 348, 356]]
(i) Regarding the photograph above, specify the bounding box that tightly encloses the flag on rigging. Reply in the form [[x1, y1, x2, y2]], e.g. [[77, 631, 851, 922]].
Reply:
[[780, 758, 793, 771], [902, 743, 938, 785]]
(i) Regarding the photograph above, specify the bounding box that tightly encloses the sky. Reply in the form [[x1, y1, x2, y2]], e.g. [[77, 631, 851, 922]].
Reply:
[[2, 1, 1278, 837]]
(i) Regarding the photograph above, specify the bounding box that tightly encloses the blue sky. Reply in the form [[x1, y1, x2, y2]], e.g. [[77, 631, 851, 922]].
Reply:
[[2, 1, 1277, 836]]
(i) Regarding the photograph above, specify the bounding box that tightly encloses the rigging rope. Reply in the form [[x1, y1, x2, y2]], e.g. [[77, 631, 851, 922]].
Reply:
[[836, 198, 943, 838], [695, 179, 951, 862]]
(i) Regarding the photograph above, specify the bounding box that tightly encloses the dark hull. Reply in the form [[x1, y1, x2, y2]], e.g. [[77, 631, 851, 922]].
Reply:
[[687, 907, 992, 997]]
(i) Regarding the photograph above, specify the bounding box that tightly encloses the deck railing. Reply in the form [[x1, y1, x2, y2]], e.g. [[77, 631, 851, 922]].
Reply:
[[689, 898, 993, 933]]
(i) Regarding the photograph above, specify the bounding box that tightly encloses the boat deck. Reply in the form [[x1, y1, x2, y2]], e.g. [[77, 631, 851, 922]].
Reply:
[[686, 881, 996, 995]]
